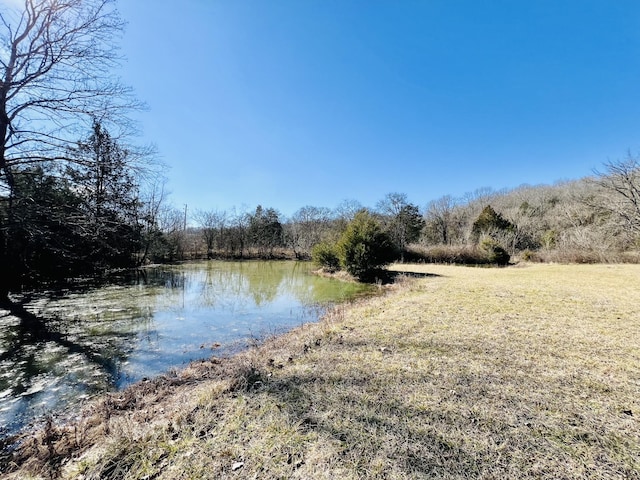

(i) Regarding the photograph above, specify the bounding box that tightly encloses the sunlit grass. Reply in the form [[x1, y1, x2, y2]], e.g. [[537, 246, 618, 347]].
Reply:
[[6, 263, 640, 479]]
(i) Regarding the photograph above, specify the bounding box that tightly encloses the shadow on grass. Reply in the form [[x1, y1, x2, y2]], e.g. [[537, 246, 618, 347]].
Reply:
[[364, 269, 442, 285], [261, 370, 485, 477]]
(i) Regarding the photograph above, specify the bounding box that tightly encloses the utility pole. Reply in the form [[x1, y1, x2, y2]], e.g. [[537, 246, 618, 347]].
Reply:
[[184, 204, 188, 231]]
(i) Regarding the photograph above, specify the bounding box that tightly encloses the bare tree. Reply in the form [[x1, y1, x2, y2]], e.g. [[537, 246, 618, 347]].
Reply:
[[0, 0, 138, 190], [334, 198, 363, 223], [194, 209, 227, 259], [376, 192, 408, 218], [286, 205, 332, 259], [156, 206, 187, 262], [424, 195, 459, 245], [376, 192, 424, 254], [227, 205, 250, 258], [591, 155, 640, 237], [137, 176, 169, 264]]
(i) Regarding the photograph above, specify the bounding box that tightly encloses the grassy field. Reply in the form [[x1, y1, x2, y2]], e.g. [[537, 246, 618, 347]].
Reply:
[[5, 263, 640, 479]]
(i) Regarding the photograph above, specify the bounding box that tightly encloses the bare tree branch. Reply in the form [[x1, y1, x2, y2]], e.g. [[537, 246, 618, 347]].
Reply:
[[0, 0, 141, 190], [589, 154, 640, 235]]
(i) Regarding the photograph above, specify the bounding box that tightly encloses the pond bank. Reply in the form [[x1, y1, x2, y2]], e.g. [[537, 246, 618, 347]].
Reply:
[[3, 263, 640, 479], [0, 261, 374, 442]]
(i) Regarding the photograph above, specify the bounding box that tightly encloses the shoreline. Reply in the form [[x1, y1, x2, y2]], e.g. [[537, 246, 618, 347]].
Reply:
[[0, 260, 371, 445], [1, 293, 382, 477], [0, 272, 388, 476], [3, 263, 639, 479]]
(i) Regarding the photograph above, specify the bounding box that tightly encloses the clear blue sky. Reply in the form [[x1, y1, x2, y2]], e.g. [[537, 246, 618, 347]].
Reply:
[[117, 1, 640, 217]]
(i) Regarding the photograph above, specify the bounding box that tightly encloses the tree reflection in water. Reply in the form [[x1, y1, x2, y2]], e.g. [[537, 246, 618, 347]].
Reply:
[[0, 261, 373, 438]]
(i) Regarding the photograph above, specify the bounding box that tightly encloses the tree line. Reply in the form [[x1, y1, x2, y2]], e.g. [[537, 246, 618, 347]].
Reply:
[[417, 156, 640, 264], [2, 0, 640, 295], [4, 120, 639, 289], [184, 158, 640, 277]]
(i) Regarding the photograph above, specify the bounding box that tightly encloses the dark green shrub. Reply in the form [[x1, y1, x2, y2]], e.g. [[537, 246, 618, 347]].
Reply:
[[480, 237, 510, 265], [311, 242, 341, 272], [471, 205, 514, 241], [338, 210, 398, 281]]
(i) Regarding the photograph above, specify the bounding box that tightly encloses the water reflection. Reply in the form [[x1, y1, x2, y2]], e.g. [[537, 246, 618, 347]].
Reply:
[[0, 261, 372, 437]]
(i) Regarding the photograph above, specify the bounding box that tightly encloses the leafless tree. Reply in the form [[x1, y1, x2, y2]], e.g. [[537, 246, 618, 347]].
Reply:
[[333, 198, 363, 223], [376, 192, 408, 218], [591, 155, 640, 237], [424, 195, 459, 245], [227, 205, 250, 258], [194, 209, 227, 259], [286, 205, 332, 259], [137, 176, 169, 264], [0, 0, 139, 191], [375, 192, 425, 252], [156, 206, 187, 261]]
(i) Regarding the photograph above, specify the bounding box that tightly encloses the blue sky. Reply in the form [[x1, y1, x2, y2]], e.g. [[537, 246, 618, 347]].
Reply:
[[117, 1, 640, 217]]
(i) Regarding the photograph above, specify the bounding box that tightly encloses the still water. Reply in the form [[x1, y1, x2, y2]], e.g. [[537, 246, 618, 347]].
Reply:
[[0, 261, 373, 437]]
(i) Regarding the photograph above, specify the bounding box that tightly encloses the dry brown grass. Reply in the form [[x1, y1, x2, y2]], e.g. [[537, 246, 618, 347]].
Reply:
[[3, 263, 640, 479]]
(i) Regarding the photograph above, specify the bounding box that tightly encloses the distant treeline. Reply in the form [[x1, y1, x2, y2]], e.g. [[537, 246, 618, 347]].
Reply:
[[2, 133, 640, 293], [184, 157, 640, 266]]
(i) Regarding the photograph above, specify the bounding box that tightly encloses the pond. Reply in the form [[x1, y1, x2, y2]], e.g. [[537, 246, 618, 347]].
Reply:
[[0, 261, 374, 438]]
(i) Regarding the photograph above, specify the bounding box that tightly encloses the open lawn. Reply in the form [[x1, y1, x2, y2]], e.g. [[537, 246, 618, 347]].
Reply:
[[5, 263, 640, 479]]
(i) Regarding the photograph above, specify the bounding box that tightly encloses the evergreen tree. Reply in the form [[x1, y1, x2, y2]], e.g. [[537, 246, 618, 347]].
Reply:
[[471, 205, 514, 242], [338, 210, 398, 281], [248, 205, 283, 257], [67, 121, 142, 267]]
